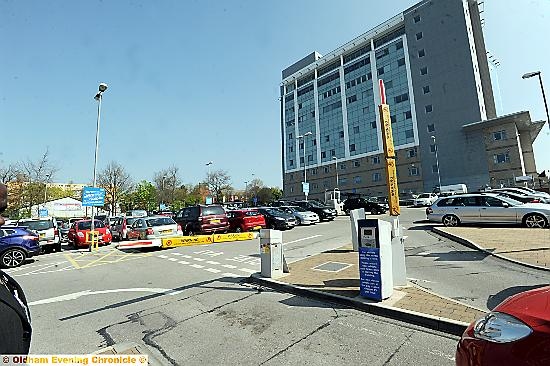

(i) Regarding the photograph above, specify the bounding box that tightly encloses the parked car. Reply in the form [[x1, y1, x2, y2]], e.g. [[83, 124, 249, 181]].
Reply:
[[292, 200, 337, 221], [399, 193, 418, 206], [174, 205, 229, 235], [490, 188, 550, 203], [456, 285, 550, 365], [17, 217, 61, 253], [367, 196, 390, 211], [127, 216, 182, 240], [0, 226, 40, 268], [67, 219, 113, 248], [226, 209, 266, 232], [58, 220, 71, 243], [493, 186, 550, 199], [111, 216, 140, 241], [125, 210, 148, 218], [426, 193, 550, 228], [343, 197, 387, 215], [256, 208, 297, 230], [413, 193, 439, 207], [278, 206, 319, 225]]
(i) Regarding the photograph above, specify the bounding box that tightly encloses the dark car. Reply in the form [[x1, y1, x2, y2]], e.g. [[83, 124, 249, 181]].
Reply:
[[343, 197, 387, 215], [292, 200, 337, 221], [174, 205, 230, 235], [257, 208, 297, 230], [0, 226, 40, 268]]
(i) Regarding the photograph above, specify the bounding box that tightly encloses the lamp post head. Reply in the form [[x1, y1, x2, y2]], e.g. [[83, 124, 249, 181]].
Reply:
[[522, 71, 541, 79], [304, 131, 313, 137], [430, 135, 436, 142], [98, 83, 108, 92], [206, 161, 213, 166]]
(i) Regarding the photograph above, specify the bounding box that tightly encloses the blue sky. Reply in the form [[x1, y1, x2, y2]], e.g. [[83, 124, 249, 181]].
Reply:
[[1, 0, 549, 189]]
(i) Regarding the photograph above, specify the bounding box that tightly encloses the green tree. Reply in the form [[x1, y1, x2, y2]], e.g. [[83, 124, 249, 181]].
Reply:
[[97, 161, 133, 216], [124, 181, 157, 212]]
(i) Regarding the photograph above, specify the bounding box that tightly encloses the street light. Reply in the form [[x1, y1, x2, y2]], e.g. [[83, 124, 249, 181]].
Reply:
[[160, 175, 167, 211], [522, 71, 550, 131], [43, 173, 52, 206], [91, 82, 108, 249], [431, 135, 442, 191], [296, 131, 312, 200], [332, 156, 339, 188]]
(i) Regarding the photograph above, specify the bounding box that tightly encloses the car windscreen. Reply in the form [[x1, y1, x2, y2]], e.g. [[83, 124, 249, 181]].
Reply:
[[497, 196, 523, 206], [290, 206, 307, 212], [126, 217, 138, 226], [202, 206, 225, 216], [77, 220, 105, 230], [418, 194, 431, 198], [19, 220, 53, 231], [146, 217, 176, 226], [307, 201, 325, 208], [244, 210, 261, 217]]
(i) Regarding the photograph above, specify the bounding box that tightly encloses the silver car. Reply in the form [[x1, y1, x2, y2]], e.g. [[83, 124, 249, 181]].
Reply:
[[278, 206, 320, 225], [127, 216, 182, 240], [426, 193, 550, 228]]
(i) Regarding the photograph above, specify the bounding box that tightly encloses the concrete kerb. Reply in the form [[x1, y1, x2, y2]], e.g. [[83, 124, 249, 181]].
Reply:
[[432, 227, 550, 273], [246, 273, 467, 337]]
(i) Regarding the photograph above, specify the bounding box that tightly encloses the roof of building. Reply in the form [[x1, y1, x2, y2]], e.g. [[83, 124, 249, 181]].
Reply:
[[462, 110, 546, 140]]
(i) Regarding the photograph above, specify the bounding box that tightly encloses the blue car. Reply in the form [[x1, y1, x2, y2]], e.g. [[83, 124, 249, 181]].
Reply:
[[0, 226, 40, 268]]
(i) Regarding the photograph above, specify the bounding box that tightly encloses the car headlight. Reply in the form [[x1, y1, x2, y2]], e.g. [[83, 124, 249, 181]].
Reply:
[[77, 232, 84, 237], [275, 217, 285, 221], [323, 209, 331, 213], [473, 312, 532, 343]]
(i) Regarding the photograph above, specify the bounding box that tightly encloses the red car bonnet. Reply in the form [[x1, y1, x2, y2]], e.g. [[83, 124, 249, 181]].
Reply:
[[495, 286, 550, 327]]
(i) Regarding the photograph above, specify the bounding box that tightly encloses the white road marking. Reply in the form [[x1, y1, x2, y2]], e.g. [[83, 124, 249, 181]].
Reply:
[[182, 255, 192, 259], [172, 253, 182, 256], [28, 288, 182, 306], [284, 235, 323, 245], [222, 264, 237, 269], [407, 277, 433, 283], [239, 268, 256, 274], [158, 255, 168, 259], [178, 261, 190, 265], [168, 258, 178, 262], [204, 268, 221, 273], [223, 273, 241, 278], [23, 263, 67, 275], [190, 264, 204, 269], [192, 257, 205, 262], [206, 260, 220, 265]]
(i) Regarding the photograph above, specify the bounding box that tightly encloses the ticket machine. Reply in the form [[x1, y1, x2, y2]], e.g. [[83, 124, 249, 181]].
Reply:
[[357, 219, 393, 301]]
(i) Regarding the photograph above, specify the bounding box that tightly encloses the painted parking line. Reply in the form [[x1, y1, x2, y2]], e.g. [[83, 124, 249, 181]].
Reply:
[[238, 268, 256, 274], [79, 250, 118, 269], [204, 268, 221, 273], [222, 264, 237, 269], [190, 264, 204, 269], [64, 253, 82, 269], [223, 273, 241, 278], [206, 260, 220, 265], [178, 261, 190, 265]]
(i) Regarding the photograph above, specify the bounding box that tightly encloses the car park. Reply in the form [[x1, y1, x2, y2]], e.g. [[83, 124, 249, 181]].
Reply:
[[426, 193, 550, 228], [67, 219, 113, 248], [0, 226, 40, 268], [413, 193, 438, 207], [256, 207, 297, 230], [292, 200, 336, 221], [278, 206, 319, 225], [343, 197, 387, 215], [111, 216, 140, 241], [17, 217, 61, 253], [226, 209, 266, 232], [174, 205, 229, 235], [456, 285, 550, 365], [127, 216, 182, 240]]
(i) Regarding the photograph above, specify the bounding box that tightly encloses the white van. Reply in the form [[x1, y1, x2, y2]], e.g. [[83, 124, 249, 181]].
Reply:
[[438, 184, 468, 196]]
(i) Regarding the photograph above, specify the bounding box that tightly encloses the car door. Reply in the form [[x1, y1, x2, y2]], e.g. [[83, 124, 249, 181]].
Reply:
[[452, 196, 482, 223], [480, 196, 516, 224], [68, 224, 76, 241]]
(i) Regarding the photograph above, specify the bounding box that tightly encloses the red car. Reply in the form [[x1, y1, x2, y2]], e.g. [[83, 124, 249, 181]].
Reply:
[[68, 219, 113, 248], [227, 209, 266, 233], [456, 285, 550, 365]]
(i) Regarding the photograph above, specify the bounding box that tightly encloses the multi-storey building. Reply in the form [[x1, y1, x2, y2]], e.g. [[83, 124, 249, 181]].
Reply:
[[280, 0, 544, 200]]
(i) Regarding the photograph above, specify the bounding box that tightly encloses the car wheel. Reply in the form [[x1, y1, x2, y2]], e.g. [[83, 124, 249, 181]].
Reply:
[[187, 228, 195, 236], [235, 226, 243, 233], [55, 242, 62, 252], [442, 215, 460, 227], [269, 223, 277, 230], [524, 214, 548, 228], [344, 209, 350, 215], [1, 248, 27, 268], [296, 217, 302, 225], [73, 239, 80, 249]]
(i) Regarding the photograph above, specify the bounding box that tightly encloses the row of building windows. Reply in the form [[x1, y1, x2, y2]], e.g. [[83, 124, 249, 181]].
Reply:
[[322, 100, 342, 113], [322, 86, 341, 99], [345, 73, 370, 89], [297, 84, 314, 97], [317, 71, 340, 87], [344, 56, 371, 75]]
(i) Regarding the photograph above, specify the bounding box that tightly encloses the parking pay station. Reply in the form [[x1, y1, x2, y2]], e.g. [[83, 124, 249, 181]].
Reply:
[[260, 229, 284, 279], [357, 219, 393, 301]]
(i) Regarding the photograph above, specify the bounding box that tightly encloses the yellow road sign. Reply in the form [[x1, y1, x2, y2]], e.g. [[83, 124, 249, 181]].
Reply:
[[379, 103, 401, 216]]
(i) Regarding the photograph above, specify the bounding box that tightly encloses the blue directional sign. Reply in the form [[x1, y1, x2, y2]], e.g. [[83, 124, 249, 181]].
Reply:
[[82, 187, 106, 207], [38, 208, 48, 217]]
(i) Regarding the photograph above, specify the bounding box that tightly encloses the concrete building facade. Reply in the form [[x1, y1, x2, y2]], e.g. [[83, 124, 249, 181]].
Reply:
[[279, 0, 542, 200]]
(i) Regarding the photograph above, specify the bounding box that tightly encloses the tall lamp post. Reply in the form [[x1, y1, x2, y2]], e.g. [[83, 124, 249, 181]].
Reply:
[[522, 71, 550, 131], [160, 175, 167, 211], [43, 173, 52, 206], [296, 131, 312, 200], [332, 156, 339, 188], [431, 135, 442, 191], [91, 82, 108, 248], [205, 161, 213, 203], [244, 181, 249, 202]]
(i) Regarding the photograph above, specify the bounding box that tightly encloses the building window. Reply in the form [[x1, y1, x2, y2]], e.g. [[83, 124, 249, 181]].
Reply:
[[425, 104, 433, 113], [339, 131, 345, 138], [405, 130, 414, 138], [298, 103, 302, 109], [427, 123, 435, 132], [347, 95, 357, 104], [414, 15, 421, 23], [407, 148, 417, 158], [385, 80, 393, 89], [325, 135, 330, 142], [404, 110, 412, 119], [311, 111, 315, 118], [299, 142, 304, 150], [423, 85, 430, 94], [418, 49, 425, 58], [432, 165, 439, 174], [409, 166, 419, 176], [340, 177, 348, 186], [350, 144, 356, 152], [289, 146, 294, 153], [397, 58, 406, 67], [311, 168, 318, 175], [372, 172, 381, 182], [324, 167, 329, 173], [371, 121, 377, 129], [300, 157, 304, 164], [339, 163, 346, 170], [493, 130, 507, 141], [289, 133, 293, 139], [395, 40, 403, 50], [372, 156, 381, 164], [290, 187, 294, 193], [313, 138, 317, 146], [363, 106, 369, 114], [367, 72, 372, 80], [289, 160, 294, 166], [354, 176, 362, 184], [353, 126, 360, 134], [354, 161, 361, 167], [494, 153, 510, 164], [391, 115, 397, 124], [308, 155, 313, 162], [429, 144, 437, 153], [330, 149, 336, 157], [420, 67, 428, 75], [323, 180, 329, 187], [394, 93, 409, 103], [377, 67, 385, 75], [321, 151, 326, 159], [416, 32, 423, 40]]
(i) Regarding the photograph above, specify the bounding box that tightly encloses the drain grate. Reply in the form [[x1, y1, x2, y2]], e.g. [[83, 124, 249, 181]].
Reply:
[[312, 261, 353, 273]]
